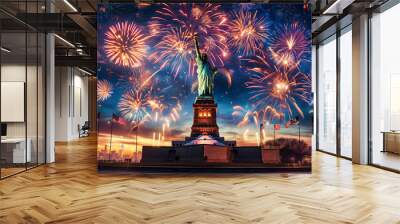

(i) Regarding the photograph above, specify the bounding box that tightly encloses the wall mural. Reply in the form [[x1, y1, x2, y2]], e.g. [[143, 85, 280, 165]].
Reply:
[[97, 3, 312, 171]]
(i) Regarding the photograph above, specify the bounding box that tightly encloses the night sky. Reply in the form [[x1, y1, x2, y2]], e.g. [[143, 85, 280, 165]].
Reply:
[[97, 3, 312, 148]]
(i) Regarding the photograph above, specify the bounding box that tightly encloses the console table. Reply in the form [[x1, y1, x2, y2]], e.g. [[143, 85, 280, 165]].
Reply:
[[1, 138, 31, 164], [382, 131, 400, 154]]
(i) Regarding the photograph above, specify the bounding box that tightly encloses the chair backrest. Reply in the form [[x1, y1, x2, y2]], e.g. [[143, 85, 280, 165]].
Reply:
[[82, 121, 90, 129]]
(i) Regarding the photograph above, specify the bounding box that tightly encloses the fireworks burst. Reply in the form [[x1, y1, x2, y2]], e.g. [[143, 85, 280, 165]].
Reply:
[[246, 70, 311, 119], [243, 52, 311, 119], [150, 3, 229, 76], [148, 95, 182, 142], [271, 23, 309, 59], [116, 66, 176, 127], [262, 106, 284, 123], [97, 80, 113, 102], [117, 68, 154, 91], [229, 10, 268, 56], [232, 105, 259, 128], [150, 27, 194, 78], [104, 21, 149, 68], [232, 105, 284, 128], [269, 47, 300, 72], [167, 100, 182, 123], [118, 81, 153, 126], [233, 105, 268, 145], [148, 97, 181, 122]]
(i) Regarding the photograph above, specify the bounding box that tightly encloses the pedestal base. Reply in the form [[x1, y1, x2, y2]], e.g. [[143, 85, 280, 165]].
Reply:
[[262, 145, 282, 164], [204, 145, 230, 163]]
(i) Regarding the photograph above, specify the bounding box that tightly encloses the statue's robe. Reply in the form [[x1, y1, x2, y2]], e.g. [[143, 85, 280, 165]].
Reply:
[[195, 55, 217, 97]]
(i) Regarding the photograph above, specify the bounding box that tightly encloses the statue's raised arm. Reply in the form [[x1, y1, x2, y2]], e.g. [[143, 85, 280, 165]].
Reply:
[[194, 35, 201, 59]]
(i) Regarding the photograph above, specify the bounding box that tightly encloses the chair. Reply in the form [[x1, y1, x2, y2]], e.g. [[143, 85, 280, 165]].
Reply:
[[79, 121, 90, 138]]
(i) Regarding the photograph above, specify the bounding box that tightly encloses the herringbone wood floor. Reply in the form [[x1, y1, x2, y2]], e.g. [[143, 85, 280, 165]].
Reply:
[[1, 136, 400, 224]]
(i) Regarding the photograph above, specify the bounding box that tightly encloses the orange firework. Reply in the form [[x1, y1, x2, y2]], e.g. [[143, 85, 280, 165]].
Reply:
[[229, 10, 268, 56], [232, 105, 260, 128], [243, 52, 311, 119], [104, 21, 148, 68], [246, 70, 311, 119], [262, 106, 284, 123], [232, 105, 283, 126], [97, 80, 113, 102]]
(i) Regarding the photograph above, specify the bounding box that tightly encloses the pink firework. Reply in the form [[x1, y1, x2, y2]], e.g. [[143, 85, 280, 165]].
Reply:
[[271, 23, 309, 58], [104, 21, 149, 68], [228, 10, 268, 56]]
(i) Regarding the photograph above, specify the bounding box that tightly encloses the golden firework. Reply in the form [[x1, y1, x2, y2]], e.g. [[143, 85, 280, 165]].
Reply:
[[229, 10, 268, 56], [97, 80, 113, 102], [104, 21, 148, 68]]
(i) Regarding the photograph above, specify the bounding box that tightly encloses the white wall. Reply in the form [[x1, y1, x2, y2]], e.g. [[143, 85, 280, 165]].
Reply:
[[54, 67, 89, 141], [1, 65, 43, 137], [1, 65, 27, 139], [55, 67, 70, 141], [72, 73, 89, 138]]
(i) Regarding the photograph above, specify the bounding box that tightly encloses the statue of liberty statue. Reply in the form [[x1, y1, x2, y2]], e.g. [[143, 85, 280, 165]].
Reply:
[[194, 36, 218, 97]]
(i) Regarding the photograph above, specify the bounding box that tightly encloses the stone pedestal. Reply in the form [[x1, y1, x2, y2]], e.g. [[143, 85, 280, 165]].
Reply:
[[262, 145, 282, 164], [191, 96, 219, 137], [204, 145, 230, 163]]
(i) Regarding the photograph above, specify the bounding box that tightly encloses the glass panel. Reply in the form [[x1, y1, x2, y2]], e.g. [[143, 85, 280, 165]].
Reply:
[[312, 45, 317, 151], [318, 37, 337, 154], [38, 32, 45, 165], [0, 1, 47, 178], [371, 4, 400, 171], [1, 30, 28, 177], [27, 30, 38, 169], [339, 29, 352, 158], [25, 0, 40, 170]]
